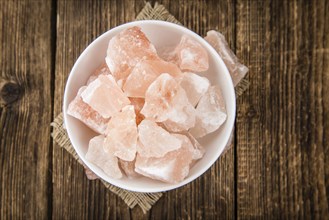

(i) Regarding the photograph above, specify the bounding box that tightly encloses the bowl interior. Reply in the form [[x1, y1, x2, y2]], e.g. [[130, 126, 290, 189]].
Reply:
[[63, 20, 236, 192]]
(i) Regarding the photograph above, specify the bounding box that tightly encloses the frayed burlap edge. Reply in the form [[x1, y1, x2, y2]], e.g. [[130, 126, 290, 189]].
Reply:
[[50, 1, 250, 214], [235, 78, 250, 97], [135, 2, 181, 25], [50, 113, 163, 213]]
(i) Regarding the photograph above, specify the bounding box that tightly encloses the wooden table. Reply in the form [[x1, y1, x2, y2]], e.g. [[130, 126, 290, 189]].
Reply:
[[1, 0, 328, 219]]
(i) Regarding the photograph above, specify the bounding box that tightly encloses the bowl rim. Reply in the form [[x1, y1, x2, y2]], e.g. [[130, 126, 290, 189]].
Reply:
[[63, 20, 236, 192]]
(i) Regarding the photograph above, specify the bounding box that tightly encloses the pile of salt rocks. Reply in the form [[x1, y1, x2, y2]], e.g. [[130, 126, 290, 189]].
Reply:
[[67, 26, 248, 183]]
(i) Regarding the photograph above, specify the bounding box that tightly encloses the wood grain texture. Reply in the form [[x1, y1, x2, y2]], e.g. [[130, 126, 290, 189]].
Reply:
[[0, 0, 53, 219], [53, 0, 139, 219], [1, 0, 329, 219], [236, 0, 329, 218]]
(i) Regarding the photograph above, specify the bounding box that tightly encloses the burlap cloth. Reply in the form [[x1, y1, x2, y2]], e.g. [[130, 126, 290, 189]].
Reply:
[[51, 2, 249, 214]]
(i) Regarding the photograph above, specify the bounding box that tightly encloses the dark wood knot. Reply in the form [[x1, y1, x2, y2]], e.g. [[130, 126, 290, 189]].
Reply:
[[0, 81, 22, 106], [247, 107, 258, 118]]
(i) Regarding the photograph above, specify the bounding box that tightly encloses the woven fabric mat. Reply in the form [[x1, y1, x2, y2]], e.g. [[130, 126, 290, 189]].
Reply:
[[51, 2, 249, 214]]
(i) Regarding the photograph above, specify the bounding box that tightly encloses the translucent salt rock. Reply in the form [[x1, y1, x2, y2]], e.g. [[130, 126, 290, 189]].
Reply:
[[171, 35, 209, 72], [119, 159, 140, 178], [135, 133, 194, 183], [129, 97, 145, 125], [204, 30, 249, 86], [86, 62, 111, 85], [105, 26, 158, 81], [83, 165, 98, 180], [157, 45, 177, 63], [103, 105, 137, 161], [123, 59, 181, 98], [81, 75, 130, 119], [176, 72, 210, 106], [141, 73, 196, 131], [190, 86, 227, 138], [137, 119, 182, 158], [85, 135, 122, 179], [185, 132, 205, 160], [162, 104, 196, 132], [67, 86, 109, 134]]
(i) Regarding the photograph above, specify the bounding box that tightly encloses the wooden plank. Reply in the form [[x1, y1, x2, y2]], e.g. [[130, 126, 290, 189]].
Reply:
[[236, 0, 329, 218], [53, 0, 141, 219], [0, 0, 53, 219], [136, 0, 236, 219]]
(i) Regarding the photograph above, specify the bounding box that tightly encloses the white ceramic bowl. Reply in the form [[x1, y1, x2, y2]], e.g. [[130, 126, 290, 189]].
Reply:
[[63, 20, 236, 193]]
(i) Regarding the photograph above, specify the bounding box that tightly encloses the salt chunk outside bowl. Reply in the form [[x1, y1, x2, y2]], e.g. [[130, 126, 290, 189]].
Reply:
[[63, 20, 236, 193]]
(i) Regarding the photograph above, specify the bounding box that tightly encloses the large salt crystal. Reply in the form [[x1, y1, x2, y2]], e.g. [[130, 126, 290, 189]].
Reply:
[[185, 132, 205, 160], [129, 97, 145, 125], [123, 59, 181, 98], [135, 133, 194, 183], [157, 45, 177, 63], [86, 62, 111, 85], [166, 35, 209, 72], [177, 35, 209, 72], [162, 104, 196, 132], [67, 86, 109, 134], [103, 105, 137, 161], [137, 119, 182, 158], [85, 135, 122, 179], [176, 72, 210, 106], [105, 26, 158, 81], [83, 165, 98, 180], [141, 73, 196, 131], [81, 75, 130, 119], [204, 30, 248, 86], [190, 86, 227, 138], [119, 159, 140, 178]]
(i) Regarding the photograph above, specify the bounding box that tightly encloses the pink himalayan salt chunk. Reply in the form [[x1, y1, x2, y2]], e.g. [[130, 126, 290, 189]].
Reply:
[[157, 45, 177, 63], [135, 133, 194, 183], [129, 97, 145, 125], [103, 105, 137, 161], [105, 26, 158, 81], [85, 135, 122, 179], [86, 62, 111, 85], [162, 104, 196, 132], [67, 86, 109, 134], [176, 72, 210, 107], [81, 75, 130, 119], [204, 30, 248, 86], [137, 119, 182, 158], [83, 165, 98, 180], [190, 86, 227, 138], [185, 132, 205, 160], [141, 73, 196, 131], [123, 59, 181, 98], [164, 35, 209, 72], [119, 159, 140, 178]]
